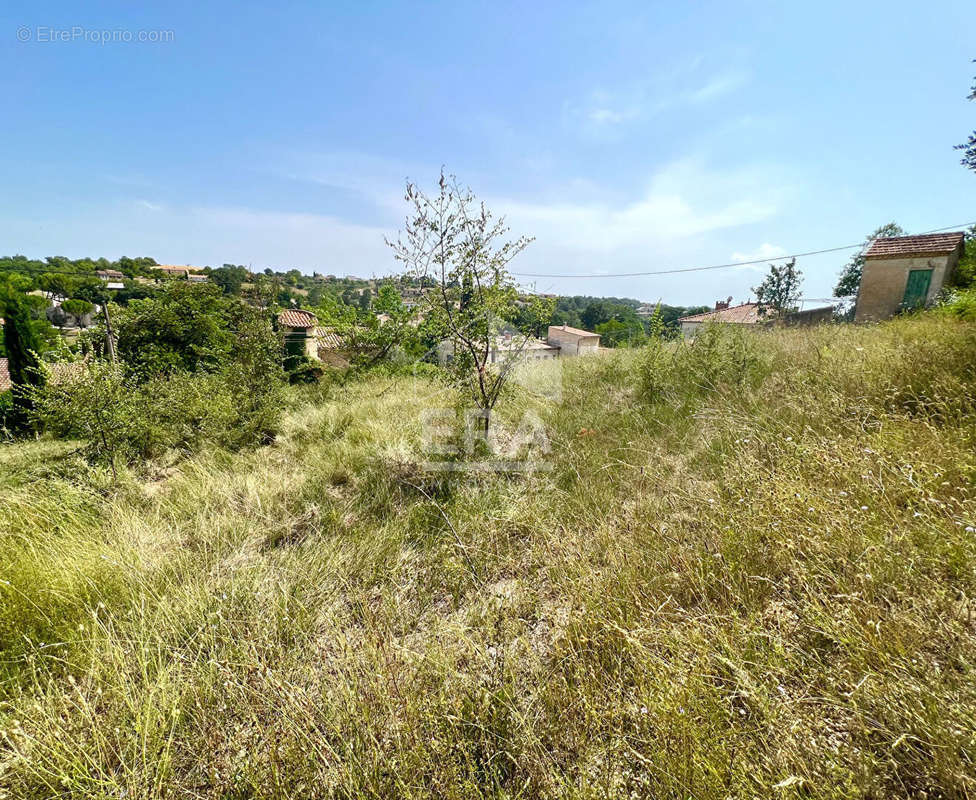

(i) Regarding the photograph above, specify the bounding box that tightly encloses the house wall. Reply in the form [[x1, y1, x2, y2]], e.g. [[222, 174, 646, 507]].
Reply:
[[576, 338, 599, 355], [547, 327, 600, 355], [782, 306, 834, 327], [441, 338, 560, 365], [854, 251, 958, 323], [680, 321, 701, 339], [283, 325, 319, 360]]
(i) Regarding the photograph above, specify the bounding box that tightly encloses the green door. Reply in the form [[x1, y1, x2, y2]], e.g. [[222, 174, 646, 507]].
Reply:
[[902, 269, 933, 309]]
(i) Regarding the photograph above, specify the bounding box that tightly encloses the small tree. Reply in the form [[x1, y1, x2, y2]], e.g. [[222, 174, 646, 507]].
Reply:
[[339, 283, 419, 367], [61, 298, 95, 318], [956, 60, 976, 173], [753, 258, 803, 318], [834, 222, 905, 298], [30, 360, 133, 478], [111, 282, 236, 379], [210, 265, 249, 296], [387, 172, 536, 433]]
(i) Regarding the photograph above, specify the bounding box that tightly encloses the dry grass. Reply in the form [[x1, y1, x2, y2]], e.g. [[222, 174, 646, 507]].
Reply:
[[1, 311, 976, 798]]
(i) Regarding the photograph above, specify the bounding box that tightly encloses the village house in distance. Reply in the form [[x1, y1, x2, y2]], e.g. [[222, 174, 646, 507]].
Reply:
[[153, 265, 210, 283], [854, 232, 966, 322], [276, 308, 320, 360], [439, 324, 601, 365], [677, 299, 761, 338], [676, 297, 837, 337]]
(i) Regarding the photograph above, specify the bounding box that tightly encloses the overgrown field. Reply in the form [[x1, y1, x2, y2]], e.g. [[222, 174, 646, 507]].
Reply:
[[2, 311, 976, 798]]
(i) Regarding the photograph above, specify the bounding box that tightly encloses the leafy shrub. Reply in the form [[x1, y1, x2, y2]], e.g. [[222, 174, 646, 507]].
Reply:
[[31, 358, 283, 468], [637, 323, 768, 407], [110, 282, 268, 380], [32, 283, 287, 467], [940, 287, 976, 322], [0, 390, 14, 436]]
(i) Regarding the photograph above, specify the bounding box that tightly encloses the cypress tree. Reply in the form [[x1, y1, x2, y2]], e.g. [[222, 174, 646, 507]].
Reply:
[[1, 287, 45, 428]]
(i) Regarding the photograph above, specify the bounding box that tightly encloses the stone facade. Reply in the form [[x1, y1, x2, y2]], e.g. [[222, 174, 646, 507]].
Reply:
[[546, 325, 600, 355], [854, 253, 957, 323]]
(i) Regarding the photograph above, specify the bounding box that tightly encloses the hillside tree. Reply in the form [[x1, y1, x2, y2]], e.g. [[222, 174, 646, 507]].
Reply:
[[834, 222, 905, 298], [956, 60, 976, 173], [753, 258, 803, 317]]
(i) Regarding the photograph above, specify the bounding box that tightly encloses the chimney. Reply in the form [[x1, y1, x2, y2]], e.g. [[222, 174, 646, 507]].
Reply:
[[715, 298, 731, 311]]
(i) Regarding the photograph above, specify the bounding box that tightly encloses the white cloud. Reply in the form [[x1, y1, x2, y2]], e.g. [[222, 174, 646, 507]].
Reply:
[[688, 71, 748, 104], [567, 65, 750, 134], [136, 199, 162, 211], [587, 108, 628, 125], [495, 158, 783, 253], [182, 206, 394, 271], [270, 149, 426, 217], [730, 242, 787, 263]]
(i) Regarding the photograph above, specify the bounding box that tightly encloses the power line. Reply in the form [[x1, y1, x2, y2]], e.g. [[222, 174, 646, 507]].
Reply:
[[511, 221, 976, 279]]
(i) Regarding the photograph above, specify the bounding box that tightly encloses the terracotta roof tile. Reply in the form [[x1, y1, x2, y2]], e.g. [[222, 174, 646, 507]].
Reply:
[[315, 327, 344, 349], [278, 309, 318, 328], [678, 302, 761, 324], [864, 232, 965, 259], [0, 357, 85, 393], [548, 324, 600, 338]]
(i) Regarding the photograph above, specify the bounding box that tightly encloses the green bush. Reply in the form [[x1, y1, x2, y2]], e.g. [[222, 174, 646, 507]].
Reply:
[[30, 358, 284, 468], [637, 322, 768, 407], [31, 283, 287, 467], [940, 287, 976, 322], [110, 282, 273, 380]]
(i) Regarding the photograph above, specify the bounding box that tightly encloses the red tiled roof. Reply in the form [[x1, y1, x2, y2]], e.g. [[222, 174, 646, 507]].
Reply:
[[315, 327, 344, 349], [278, 309, 318, 328], [678, 302, 761, 324], [0, 357, 85, 393], [548, 324, 600, 338], [864, 232, 965, 259]]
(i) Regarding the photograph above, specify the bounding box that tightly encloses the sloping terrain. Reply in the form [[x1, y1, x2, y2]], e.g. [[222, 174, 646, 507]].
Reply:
[[2, 312, 976, 798]]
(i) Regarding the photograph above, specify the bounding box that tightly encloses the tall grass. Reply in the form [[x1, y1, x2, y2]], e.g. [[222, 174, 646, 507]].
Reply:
[[2, 311, 976, 798]]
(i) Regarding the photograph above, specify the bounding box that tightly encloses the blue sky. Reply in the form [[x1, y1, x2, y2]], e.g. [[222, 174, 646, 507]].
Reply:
[[1, 1, 973, 305]]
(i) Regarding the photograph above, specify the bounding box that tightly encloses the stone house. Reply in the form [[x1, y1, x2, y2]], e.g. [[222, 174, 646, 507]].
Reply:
[[154, 265, 208, 282], [678, 299, 835, 337], [277, 309, 320, 360], [437, 325, 598, 366], [437, 334, 561, 366], [96, 269, 125, 289], [854, 232, 966, 322], [546, 325, 601, 355], [677, 300, 760, 339]]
